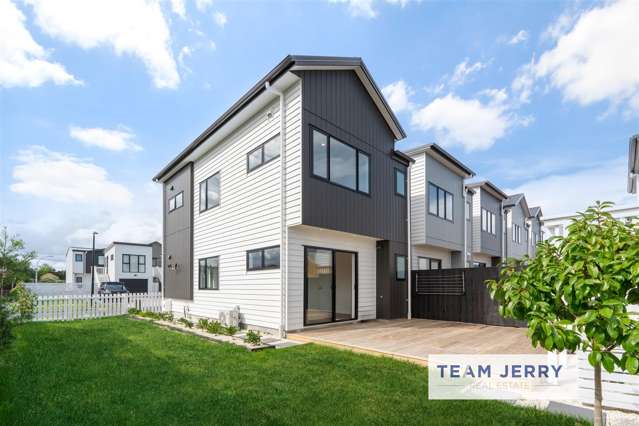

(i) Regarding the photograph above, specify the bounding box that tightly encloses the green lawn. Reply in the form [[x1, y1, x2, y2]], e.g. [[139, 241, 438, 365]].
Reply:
[[0, 317, 585, 425]]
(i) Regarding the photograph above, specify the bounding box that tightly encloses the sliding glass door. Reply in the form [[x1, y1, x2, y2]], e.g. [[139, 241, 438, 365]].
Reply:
[[305, 247, 357, 326]]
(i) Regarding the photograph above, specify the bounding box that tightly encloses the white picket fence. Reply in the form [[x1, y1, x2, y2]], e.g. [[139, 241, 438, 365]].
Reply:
[[578, 350, 639, 413], [34, 293, 162, 322]]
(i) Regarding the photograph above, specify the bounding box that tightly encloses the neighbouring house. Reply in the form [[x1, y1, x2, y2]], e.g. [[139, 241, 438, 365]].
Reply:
[[527, 206, 543, 258], [405, 144, 475, 270], [503, 193, 531, 260], [154, 55, 411, 333], [628, 134, 638, 194], [65, 241, 162, 294], [466, 181, 508, 267], [543, 204, 639, 238]]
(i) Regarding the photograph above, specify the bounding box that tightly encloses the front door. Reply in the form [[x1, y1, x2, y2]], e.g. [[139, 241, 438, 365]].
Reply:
[[304, 247, 357, 326]]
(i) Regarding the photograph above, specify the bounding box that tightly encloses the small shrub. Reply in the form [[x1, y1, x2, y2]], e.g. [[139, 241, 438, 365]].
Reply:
[[0, 298, 14, 351], [244, 329, 262, 345], [139, 311, 161, 320], [128, 308, 141, 315], [197, 318, 209, 330], [9, 283, 37, 322], [159, 312, 174, 322], [178, 318, 193, 328], [224, 326, 238, 336], [205, 320, 224, 334]]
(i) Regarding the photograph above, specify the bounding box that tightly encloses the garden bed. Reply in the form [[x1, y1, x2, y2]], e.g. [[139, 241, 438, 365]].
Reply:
[[130, 312, 274, 351]]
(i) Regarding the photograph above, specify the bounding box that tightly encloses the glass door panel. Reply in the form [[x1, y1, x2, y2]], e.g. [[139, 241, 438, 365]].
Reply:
[[305, 248, 333, 325], [334, 251, 355, 321]]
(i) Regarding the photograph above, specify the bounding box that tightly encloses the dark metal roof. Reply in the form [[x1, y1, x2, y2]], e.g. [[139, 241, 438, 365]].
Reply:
[[465, 180, 508, 200], [529, 206, 542, 218], [404, 143, 475, 177], [153, 55, 406, 181], [503, 193, 525, 207]]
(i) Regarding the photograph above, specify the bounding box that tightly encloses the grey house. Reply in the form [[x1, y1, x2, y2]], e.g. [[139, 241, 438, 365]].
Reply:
[[503, 193, 531, 260], [406, 144, 475, 269], [527, 206, 543, 257], [466, 181, 507, 267]]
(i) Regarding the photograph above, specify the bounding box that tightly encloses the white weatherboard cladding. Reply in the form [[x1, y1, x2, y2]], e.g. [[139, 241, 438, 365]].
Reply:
[[409, 152, 426, 245], [170, 80, 302, 330], [287, 225, 377, 331], [412, 244, 452, 269]]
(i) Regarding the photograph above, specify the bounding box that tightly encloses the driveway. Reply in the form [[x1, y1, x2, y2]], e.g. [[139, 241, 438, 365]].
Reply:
[[288, 319, 543, 365]]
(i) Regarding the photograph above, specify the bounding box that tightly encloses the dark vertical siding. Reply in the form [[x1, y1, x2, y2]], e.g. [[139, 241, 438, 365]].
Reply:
[[163, 164, 193, 300], [296, 70, 407, 243], [376, 240, 408, 319]]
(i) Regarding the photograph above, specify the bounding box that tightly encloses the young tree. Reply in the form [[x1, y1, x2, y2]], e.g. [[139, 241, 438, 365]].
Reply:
[[0, 227, 36, 292], [487, 202, 639, 426]]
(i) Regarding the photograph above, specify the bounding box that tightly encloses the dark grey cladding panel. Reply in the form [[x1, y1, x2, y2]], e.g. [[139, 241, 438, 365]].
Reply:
[[297, 70, 407, 242], [163, 164, 193, 300]]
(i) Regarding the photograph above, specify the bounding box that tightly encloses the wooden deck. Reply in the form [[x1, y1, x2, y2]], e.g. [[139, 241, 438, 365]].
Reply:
[[288, 319, 543, 366]]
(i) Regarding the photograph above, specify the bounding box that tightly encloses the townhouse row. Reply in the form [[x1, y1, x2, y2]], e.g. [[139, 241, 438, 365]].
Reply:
[[153, 55, 543, 334]]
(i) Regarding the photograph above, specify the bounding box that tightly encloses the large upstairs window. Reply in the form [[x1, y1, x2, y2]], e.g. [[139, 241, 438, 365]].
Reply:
[[428, 182, 453, 221], [395, 169, 406, 197], [311, 128, 370, 194], [481, 208, 497, 235]]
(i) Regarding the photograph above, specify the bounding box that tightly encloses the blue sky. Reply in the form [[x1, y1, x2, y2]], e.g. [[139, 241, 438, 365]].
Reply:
[[1, 0, 637, 267]]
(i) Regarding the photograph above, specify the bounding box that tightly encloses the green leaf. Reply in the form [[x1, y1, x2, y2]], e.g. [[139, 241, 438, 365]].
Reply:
[[599, 307, 613, 319], [602, 353, 616, 373], [543, 336, 554, 351], [588, 351, 602, 367], [625, 356, 639, 374]]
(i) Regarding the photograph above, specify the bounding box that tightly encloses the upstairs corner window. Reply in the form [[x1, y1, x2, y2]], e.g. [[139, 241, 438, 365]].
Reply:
[[246, 246, 280, 271], [122, 254, 146, 273], [312, 128, 370, 194], [395, 169, 406, 197], [428, 183, 453, 221], [247, 134, 280, 172], [168, 191, 184, 213], [199, 173, 220, 212], [74, 253, 83, 262]]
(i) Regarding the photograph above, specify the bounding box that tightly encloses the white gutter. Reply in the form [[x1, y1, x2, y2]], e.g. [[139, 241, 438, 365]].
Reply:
[[407, 161, 412, 320], [265, 81, 287, 338]]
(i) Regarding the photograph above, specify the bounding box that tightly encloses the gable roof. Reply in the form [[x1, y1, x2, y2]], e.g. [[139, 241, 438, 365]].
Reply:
[[153, 55, 406, 182], [529, 206, 543, 218], [465, 180, 507, 200], [404, 143, 474, 177], [504, 193, 531, 217]]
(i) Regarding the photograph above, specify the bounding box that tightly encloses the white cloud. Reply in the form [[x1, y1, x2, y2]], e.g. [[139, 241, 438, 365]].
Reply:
[[511, 59, 535, 104], [195, 0, 213, 12], [541, 11, 575, 42], [449, 59, 488, 86], [508, 30, 529, 45], [0, 0, 80, 88], [169, 0, 186, 19], [382, 80, 414, 113], [70, 126, 142, 152], [506, 157, 637, 218], [10, 146, 132, 205], [329, 0, 416, 18], [24, 0, 180, 89], [534, 0, 639, 114], [411, 94, 524, 151], [213, 11, 227, 28], [178, 45, 192, 72]]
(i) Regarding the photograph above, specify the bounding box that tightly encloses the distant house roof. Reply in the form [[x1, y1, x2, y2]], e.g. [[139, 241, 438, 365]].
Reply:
[[529, 206, 543, 218], [465, 180, 508, 200], [504, 193, 530, 217], [404, 143, 474, 177], [153, 55, 407, 182]]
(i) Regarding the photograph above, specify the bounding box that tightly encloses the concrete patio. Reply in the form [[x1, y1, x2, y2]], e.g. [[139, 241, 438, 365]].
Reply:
[[288, 318, 543, 365]]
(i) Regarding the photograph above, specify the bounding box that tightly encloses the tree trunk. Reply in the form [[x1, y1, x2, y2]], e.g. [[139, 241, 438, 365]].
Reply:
[[594, 362, 603, 426]]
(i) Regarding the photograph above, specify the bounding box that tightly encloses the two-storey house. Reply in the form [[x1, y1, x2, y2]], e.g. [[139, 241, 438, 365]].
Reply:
[[405, 144, 475, 270], [503, 193, 531, 260], [527, 206, 543, 257], [153, 56, 411, 334], [466, 181, 507, 267]]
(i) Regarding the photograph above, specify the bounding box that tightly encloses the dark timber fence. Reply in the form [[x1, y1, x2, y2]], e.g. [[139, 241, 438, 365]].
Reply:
[[411, 267, 526, 327]]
